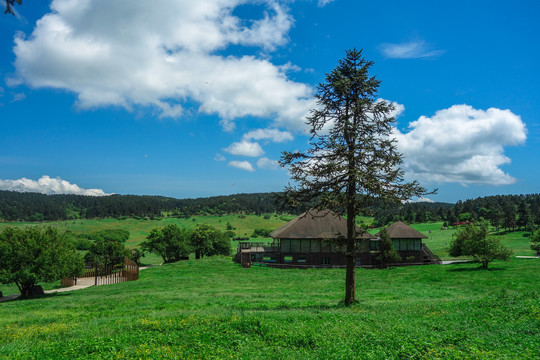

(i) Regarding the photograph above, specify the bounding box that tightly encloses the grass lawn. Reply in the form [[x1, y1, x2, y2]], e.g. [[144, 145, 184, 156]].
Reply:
[[1, 256, 538, 359], [0, 214, 296, 266], [1, 216, 536, 267]]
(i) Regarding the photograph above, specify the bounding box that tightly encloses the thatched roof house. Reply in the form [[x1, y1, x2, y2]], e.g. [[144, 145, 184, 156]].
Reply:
[[270, 209, 373, 240], [375, 221, 428, 239], [236, 212, 440, 268]]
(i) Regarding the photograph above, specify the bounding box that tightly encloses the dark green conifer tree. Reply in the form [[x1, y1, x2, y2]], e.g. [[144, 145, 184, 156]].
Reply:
[[280, 49, 431, 305]]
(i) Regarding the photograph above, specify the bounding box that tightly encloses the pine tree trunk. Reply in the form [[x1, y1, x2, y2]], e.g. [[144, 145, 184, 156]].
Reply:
[[344, 95, 358, 306], [344, 199, 357, 306], [344, 238, 356, 305]]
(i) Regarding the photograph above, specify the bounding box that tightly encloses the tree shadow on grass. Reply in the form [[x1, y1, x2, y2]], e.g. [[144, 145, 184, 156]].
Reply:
[[232, 302, 349, 312], [447, 266, 506, 272], [3, 291, 73, 303]]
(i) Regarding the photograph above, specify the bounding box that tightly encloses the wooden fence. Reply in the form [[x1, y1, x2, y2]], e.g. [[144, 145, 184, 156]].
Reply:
[[76, 257, 139, 286]]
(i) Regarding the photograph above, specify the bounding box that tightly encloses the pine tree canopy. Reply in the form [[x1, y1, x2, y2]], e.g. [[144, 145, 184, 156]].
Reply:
[[280, 49, 432, 217], [280, 48, 432, 305]]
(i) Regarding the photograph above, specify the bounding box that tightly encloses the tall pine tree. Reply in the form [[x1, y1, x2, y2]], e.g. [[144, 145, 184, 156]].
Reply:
[[280, 49, 431, 305]]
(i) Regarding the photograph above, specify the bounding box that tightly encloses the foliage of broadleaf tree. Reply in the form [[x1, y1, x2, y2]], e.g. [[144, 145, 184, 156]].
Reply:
[[280, 49, 431, 305], [376, 229, 401, 268], [530, 229, 540, 255], [0, 226, 83, 297], [449, 222, 513, 268], [190, 224, 231, 259], [141, 224, 191, 264], [84, 239, 130, 266]]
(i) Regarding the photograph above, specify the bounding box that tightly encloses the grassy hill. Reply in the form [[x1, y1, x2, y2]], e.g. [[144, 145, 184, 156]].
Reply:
[[0, 214, 296, 265], [1, 256, 539, 359], [0, 215, 536, 264]]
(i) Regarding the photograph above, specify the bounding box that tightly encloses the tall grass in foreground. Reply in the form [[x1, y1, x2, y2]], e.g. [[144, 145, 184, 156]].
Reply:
[[1, 257, 538, 359]]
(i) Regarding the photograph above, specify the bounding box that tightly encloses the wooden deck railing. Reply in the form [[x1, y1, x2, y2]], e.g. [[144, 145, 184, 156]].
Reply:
[[422, 243, 442, 264], [68, 257, 139, 286]]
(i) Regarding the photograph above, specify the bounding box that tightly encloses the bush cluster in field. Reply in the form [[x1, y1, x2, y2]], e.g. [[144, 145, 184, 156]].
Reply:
[[64, 229, 130, 250]]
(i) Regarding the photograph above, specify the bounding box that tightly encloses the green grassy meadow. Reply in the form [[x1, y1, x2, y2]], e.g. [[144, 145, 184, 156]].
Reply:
[[1, 215, 539, 358], [1, 216, 535, 259], [1, 216, 537, 297], [1, 256, 539, 359], [0, 214, 296, 266]]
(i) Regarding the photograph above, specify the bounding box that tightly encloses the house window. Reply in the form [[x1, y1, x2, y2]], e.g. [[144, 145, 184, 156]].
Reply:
[[297, 255, 307, 263], [390, 238, 422, 251], [322, 257, 331, 265], [284, 256, 293, 263], [311, 239, 321, 253], [369, 240, 380, 251], [300, 239, 311, 253], [290, 239, 300, 252], [321, 240, 331, 252], [281, 239, 290, 253]]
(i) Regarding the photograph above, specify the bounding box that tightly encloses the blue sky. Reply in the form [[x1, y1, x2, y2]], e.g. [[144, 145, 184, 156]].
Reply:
[[0, 0, 539, 203]]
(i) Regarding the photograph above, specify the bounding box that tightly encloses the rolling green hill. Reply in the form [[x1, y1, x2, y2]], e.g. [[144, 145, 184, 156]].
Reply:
[[0, 215, 536, 265]]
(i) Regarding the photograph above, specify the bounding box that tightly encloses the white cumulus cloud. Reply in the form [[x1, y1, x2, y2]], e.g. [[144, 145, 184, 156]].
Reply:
[[317, 0, 335, 6], [379, 39, 445, 59], [243, 128, 294, 143], [0, 175, 111, 196], [376, 98, 405, 118], [394, 104, 527, 186], [228, 160, 255, 172], [403, 196, 435, 203], [214, 153, 226, 161], [224, 140, 265, 157], [257, 157, 279, 169], [11, 0, 314, 131]]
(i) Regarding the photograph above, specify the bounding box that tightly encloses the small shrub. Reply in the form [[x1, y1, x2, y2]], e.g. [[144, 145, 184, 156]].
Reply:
[[252, 228, 272, 237]]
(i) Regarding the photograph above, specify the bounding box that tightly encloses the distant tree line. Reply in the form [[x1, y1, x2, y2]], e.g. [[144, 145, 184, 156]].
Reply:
[[369, 194, 540, 232], [0, 191, 287, 221], [1, 191, 538, 233]]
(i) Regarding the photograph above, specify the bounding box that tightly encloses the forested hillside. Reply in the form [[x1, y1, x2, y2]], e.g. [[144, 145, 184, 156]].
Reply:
[[0, 190, 538, 230], [371, 194, 540, 231], [0, 191, 282, 221]]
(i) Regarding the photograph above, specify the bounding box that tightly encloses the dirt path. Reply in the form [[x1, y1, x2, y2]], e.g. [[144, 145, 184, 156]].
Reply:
[[1, 265, 159, 302], [45, 277, 96, 294]]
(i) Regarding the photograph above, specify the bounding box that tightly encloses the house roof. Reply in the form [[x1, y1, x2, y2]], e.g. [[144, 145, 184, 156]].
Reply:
[[270, 209, 373, 239], [375, 221, 428, 239]]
